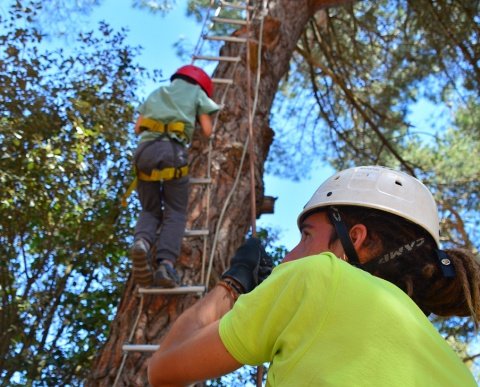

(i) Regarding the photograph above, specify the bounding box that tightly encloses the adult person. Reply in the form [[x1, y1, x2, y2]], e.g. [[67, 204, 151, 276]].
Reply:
[[147, 165, 479, 386], [129, 65, 219, 288]]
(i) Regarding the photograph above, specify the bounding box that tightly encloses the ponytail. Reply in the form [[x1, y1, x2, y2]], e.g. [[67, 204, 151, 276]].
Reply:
[[336, 206, 480, 327]]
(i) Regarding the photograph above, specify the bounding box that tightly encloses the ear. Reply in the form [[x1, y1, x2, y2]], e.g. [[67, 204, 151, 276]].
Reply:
[[349, 224, 368, 251]]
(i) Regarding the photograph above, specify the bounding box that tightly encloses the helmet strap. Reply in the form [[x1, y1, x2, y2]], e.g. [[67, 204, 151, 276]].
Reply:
[[327, 207, 361, 266], [435, 249, 456, 278]]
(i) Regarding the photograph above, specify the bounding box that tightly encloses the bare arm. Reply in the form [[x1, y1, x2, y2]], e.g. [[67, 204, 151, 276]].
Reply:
[[198, 113, 213, 137], [147, 285, 242, 386], [134, 115, 144, 135]]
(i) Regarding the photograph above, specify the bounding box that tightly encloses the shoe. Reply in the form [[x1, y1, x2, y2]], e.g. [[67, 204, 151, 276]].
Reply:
[[130, 239, 153, 287], [153, 261, 179, 288]]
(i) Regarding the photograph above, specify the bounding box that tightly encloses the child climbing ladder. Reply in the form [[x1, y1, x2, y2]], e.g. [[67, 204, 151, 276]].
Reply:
[[129, 65, 220, 288]]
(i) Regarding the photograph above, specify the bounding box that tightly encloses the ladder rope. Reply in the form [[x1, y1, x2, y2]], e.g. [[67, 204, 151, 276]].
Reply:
[[113, 293, 145, 386], [205, 5, 266, 290], [191, 0, 217, 61], [199, 0, 250, 287], [200, 57, 242, 285], [245, 1, 257, 238]]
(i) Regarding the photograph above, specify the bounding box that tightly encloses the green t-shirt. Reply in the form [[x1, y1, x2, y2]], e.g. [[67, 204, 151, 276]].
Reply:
[[138, 78, 219, 145], [219, 253, 476, 386]]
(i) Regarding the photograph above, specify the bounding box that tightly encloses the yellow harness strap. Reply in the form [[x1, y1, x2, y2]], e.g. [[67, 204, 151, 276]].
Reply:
[[139, 117, 186, 141], [121, 165, 189, 207], [121, 118, 189, 207]]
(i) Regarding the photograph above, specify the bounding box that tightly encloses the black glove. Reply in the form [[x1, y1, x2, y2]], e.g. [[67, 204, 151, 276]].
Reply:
[[222, 237, 273, 293]]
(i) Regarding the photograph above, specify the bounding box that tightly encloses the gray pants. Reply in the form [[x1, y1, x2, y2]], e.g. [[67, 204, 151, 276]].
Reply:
[[133, 139, 188, 264]]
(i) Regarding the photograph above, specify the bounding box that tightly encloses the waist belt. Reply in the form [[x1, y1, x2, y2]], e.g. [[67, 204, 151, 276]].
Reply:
[[121, 165, 189, 207], [139, 117, 187, 142]]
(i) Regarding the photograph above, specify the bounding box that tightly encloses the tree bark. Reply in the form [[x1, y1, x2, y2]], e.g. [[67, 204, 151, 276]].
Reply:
[[88, 1, 350, 385]]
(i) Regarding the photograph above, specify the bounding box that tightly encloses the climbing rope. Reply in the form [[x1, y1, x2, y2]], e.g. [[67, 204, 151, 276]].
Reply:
[[205, 4, 266, 289], [195, 0, 263, 288], [245, 0, 257, 237]]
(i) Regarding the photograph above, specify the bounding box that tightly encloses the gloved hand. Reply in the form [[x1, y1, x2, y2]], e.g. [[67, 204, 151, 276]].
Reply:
[[222, 237, 273, 293]]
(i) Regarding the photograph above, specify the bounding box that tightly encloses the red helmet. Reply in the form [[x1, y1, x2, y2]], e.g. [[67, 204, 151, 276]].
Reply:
[[171, 65, 214, 97]]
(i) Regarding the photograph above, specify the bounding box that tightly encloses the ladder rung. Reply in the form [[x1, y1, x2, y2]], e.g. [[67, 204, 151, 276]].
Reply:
[[184, 229, 209, 237], [123, 344, 159, 352], [138, 286, 206, 295], [193, 55, 240, 62], [204, 35, 248, 43], [220, 0, 254, 11], [157, 228, 209, 236], [190, 177, 212, 184], [212, 17, 247, 26], [212, 78, 234, 85]]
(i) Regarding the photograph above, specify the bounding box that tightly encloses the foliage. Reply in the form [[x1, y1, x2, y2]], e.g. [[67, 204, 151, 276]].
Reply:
[[132, 0, 176, 15], [1, 0, 479, 385], [268, 0, 479, 178], [0, 1, 149, 384], [11, 0, 103, 38]]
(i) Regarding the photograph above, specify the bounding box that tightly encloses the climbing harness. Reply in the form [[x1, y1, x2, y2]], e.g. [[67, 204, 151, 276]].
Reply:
[[121, 165, 189, 207], [137, 117, 187, 142], [121, 118, 188, 207]]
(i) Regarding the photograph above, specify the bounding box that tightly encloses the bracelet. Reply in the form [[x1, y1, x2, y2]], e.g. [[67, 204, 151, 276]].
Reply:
[[217, 279, 242, 302], [223, 277, 244, 294]]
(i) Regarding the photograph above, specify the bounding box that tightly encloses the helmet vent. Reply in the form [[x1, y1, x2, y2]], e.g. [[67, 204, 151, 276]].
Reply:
[[395, 180, 403, 186], [327, 192, 333, 197]]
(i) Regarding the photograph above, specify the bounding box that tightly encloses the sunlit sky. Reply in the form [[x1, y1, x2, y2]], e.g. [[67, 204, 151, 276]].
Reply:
[[85, 0, 443, 251]]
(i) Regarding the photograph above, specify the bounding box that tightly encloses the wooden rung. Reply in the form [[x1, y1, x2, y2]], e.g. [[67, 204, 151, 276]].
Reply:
[[138, 286, 206, 295], [204, 35, 248, 43], [193, 55, 240, 62], [212, 78, 234, 85], [212, 17, 247, 26], [122, 344, 159, 352], [190, 177, 212, 184], [184, 229, 209, 237], [219, 0, 254, 11]]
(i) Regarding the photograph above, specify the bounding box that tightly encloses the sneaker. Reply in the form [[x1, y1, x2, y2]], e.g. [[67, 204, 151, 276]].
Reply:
[[153, 261, 179, 288], [129, 239, 153, 287]]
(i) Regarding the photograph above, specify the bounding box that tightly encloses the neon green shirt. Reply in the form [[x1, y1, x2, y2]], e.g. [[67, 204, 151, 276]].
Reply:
[[219, 253, 476, 386], [138, 78, 219, 145]]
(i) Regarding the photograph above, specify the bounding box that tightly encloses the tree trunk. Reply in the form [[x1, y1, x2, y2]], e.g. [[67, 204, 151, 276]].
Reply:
[[88, 1, 350, 385]]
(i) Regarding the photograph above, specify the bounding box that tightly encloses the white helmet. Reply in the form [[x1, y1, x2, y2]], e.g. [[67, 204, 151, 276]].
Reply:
[[298, 166, 440, 246]]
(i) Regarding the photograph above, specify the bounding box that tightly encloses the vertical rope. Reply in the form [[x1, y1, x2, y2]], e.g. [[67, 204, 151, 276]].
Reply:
[[205, 1, 266, 290], [192, 0, 217, 61], [195, 0, 239, 286], [245, 1, 257, 238], [112, 294, 145, 386]]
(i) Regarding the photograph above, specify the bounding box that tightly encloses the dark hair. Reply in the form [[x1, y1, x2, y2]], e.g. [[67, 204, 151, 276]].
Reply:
[[171, 73, 198, 86], [334, 205, 480, 327]]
